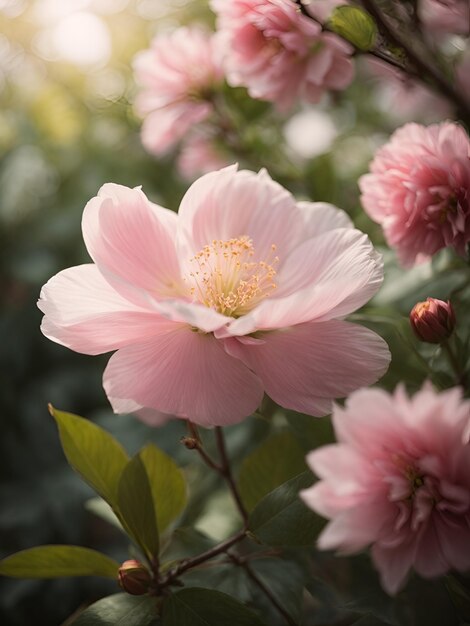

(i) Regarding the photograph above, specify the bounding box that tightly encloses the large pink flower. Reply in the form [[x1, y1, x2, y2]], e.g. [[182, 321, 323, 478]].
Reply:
[[301, 384, 470, 594], [211, 0, 354, 111], [133, 27, 223, 156], [38, 166, 389, 427], [359, 122, 470, 267]]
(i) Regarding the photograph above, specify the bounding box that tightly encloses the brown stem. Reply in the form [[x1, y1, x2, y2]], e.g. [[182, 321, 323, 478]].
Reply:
[[360, 0, 470, 121], [185, 421, 223, 472], [215, 426, 249, 525], [227, 552, 297, 626], [161, 529, 247, 585]]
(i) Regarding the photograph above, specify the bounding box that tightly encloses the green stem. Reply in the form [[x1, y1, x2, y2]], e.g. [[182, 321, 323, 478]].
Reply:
[[442, 339, 467, 388]]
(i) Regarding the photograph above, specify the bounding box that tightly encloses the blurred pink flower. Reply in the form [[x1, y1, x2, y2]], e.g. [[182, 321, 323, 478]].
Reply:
[[177, 132, 230, 181], [365, 58, 452, 123], [38, 166, 389, 426], [301, 384, 470, 594], [133, 27, 223, 156], [419, 0, 469, 36], [211, 0, 354, 111], [359, 121, 470, 267]]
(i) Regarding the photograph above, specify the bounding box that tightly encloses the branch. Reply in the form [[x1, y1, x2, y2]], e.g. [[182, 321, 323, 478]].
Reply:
[[161, 529, 247, 586], [215, 427, 249, 525], [360, 0, 470, 121], [227, 552, 297, 626]]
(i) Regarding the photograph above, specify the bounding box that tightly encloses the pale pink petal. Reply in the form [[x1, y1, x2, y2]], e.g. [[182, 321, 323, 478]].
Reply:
[[226, 228, 383, 334], [103, 324, 264, 426], [372, 541, 415, 595], [300, 481, 366, 518], [296, 201, 353, 240], [82, 183, 182, 305], [306, 445, 374, 492], [224, 320, 390, 415], [140, 103, 212, 156], [177, 167, 304, 262], [107, 396, 170, 427], [38, 264, 166, 355]]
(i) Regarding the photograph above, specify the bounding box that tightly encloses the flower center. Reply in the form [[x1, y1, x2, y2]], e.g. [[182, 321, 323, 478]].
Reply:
[[187, 236, 278, 317]]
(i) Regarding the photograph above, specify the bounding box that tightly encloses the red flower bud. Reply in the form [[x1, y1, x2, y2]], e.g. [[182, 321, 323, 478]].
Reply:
[[410, 298, 456, 343], [118, 560, 152, 595]]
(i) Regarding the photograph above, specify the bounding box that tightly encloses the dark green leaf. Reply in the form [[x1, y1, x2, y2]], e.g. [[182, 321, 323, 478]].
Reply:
[[0, 545, 119, 579], [118, 454, 159, 560], [73, 593, 159, 626], [329, 6, 377, 51], [161, 588, 267, 626], [446, 575, 470, 622], [248, 472, 325, 546], [238, 431, 307, 512], [50, 406, 128, 508], [139, 444, 187, 534]]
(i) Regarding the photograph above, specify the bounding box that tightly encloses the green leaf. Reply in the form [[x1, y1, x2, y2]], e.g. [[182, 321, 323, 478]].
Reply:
[[446, 575, 470, 622], [161, 588, 267, 626], [248, 471, 325, 546], [238, 432, 307, 512], [329, 6, 377, 51], [50, 405, 129, 508], [0, 545, 119, 579], [118, 453, 159, 559], [139, 444, 187, 534], [73, 593, 159, 626]]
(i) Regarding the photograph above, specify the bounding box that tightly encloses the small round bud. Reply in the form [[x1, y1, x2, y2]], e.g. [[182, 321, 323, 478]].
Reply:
[[180, 436, 199, 450], [410, 298, 456, 344], [118, 560, 152, 595]]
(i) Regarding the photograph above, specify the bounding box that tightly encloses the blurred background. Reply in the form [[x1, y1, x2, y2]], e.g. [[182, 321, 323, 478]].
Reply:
[[0, 1, 468, 624]]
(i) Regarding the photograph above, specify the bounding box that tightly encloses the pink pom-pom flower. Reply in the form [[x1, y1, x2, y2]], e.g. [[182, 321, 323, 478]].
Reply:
[[211, 0, 354, 111], [38, 166, 389, 427], [359, 121, 470, 267], [301, 384, 470, 595], [133, 27, 224, 156]]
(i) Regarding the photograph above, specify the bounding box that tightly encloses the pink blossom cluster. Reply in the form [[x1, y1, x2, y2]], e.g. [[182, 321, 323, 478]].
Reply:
[[302, 384, 470, 594], [133, 27, 223, 158], [359, 121, 470, 267], [211, 0, 354, 111], [38, 166, 389, 427]]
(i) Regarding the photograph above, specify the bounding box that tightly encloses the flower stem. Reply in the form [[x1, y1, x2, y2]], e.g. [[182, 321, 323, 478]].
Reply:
[[215, 426, 249, 525], [442, 339, 467, 388]]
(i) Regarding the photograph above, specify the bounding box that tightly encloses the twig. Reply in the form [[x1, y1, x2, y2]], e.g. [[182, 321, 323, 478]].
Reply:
[[185, 421, 222, 472], [227, 552, 297, 626], [161, 529, 247, 585], [215, 426, 249, 525], [360, 0, 470, 121]]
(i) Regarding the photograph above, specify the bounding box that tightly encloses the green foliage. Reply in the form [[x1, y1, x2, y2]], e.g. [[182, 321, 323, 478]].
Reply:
[[238, 431, 307, 511], [117, 453, 160, 560], [139, 444, 187, 534], [73, 593, 159, 626], [51, 405, 129, 508], [161, 588, 267, 626], [0, 546, 119, 579], [329, 6, 378, 51], [248, 472, 325, 546]]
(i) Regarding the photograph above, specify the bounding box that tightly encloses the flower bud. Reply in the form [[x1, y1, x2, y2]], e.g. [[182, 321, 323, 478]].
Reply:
[[410, 298, 456, 343], [118, 560, 152, 595]]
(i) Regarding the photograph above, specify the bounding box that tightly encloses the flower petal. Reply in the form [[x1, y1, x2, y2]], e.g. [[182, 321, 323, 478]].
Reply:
[[224, 320, 390, 416], [82, 183, 182, 306], [38, 264, 165, 355], [226, 228, 383, 334], [177, 166, 304, 262], [103, 324, 264, 426]]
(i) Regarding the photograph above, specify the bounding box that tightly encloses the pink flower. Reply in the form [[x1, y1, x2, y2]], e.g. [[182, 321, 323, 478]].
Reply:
[[301, 384, 470, 594], [133, 27, 223, 156], [211, 0, 354, 111], [418, 0, 469, 36], [38, 166, 389, 427], [177, 132, 230, 181], [359, 121, 470, 267]]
